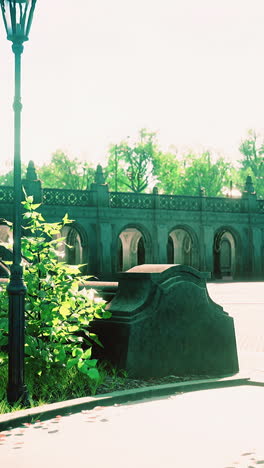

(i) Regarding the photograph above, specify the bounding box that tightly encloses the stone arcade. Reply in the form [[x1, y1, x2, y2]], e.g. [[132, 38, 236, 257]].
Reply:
[[0, 162, 262, 280]]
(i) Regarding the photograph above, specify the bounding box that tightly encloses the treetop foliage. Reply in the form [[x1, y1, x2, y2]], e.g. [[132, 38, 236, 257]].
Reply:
[[105, 128, 158, 193], [0, 128, 262, 197], [36, 151, 95, 190], [238, 129, 264, 198]]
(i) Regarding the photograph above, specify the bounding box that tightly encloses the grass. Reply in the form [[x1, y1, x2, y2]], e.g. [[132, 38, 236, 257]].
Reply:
[[0, 353, 220, 416], [0, 356, 224, 416], [0, 355, 128, 415]]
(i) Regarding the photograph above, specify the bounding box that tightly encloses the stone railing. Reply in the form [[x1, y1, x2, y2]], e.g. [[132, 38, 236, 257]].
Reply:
[[109, 191, 245, 213], [109, 191, 155, 209], [159, 194, 201, 211], [204, 197, 244, 213], [0, 184, 256, 215], [42, 188, 92, 206], [0, 186, 14, 204], [257, 200, 264, 213]]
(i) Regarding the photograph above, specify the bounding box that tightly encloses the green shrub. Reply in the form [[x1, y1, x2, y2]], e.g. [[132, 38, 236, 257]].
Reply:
[[0, 196, 111, 393]]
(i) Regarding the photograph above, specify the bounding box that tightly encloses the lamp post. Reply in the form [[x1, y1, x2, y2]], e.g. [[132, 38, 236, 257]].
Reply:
[[0, 0, 37, 405]]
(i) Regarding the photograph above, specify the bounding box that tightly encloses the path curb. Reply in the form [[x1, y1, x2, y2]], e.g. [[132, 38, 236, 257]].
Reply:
[[0, 376, 252, 432], [247, 379, 264, 387]]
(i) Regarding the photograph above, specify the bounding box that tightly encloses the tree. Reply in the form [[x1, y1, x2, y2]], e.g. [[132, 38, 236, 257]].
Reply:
[[152, 150, 185, 194], [153, 150, 236, 197], [238, 130, 264, 197], [37, 151, 95, 190], [0, 165, 26, 186], [105, 129, 158, 192], [182, 152, 236, 197]]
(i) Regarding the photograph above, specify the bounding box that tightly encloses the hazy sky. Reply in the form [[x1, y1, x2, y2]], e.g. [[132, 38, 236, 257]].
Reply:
[[0, 0, 264, 174]]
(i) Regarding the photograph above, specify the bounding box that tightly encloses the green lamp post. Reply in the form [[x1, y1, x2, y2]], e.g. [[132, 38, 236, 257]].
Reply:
[[0, 0, 37, 405]]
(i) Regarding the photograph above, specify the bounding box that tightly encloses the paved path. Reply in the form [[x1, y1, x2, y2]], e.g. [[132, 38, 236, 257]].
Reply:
[[207, 282, 264, 352], [1, 282, 264, 468], [1, 386, 264, 468], [207, 282, 264, 377]]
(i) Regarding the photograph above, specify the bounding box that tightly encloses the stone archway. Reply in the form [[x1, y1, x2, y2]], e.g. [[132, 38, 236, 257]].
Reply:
[[118, 227, 148, 272], [57, 224, 86, 266], [213, 230, 236, 279], [64, 226, 83, 265], [167, 227, 199, 268]]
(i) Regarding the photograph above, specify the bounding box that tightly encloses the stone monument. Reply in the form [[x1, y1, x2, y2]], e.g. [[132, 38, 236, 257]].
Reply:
[[92, 264, 239, 378]]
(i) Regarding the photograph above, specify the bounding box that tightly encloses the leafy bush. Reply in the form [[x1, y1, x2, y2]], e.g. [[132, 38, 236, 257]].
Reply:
[[0, 196, 111, 389]]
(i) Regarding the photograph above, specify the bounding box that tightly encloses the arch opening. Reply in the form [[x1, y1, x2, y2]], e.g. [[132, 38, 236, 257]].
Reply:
[[118, 228, 146, 272], [167, 228, 196, 266], [57, 225, 84, 266], [214, 230, 236, 279]]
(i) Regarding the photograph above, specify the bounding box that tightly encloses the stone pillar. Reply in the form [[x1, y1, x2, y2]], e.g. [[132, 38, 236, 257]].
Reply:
[[203, 226, 214, 275], [151, 186, 160, 264], [89, 165, 112, 278], [242, 176, 257, 278], [90, 164, 110, 207], [251, 227, 262, 278], [152, 186, 160, 209], [22, 161, 42, 203], [198, 193, 206, 271], [97, 222, 113, 279], [156, 224, 168, 264]]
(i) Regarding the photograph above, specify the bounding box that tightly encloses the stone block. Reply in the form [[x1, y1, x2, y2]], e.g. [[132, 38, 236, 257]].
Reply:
[[92, 264, 239, 378]]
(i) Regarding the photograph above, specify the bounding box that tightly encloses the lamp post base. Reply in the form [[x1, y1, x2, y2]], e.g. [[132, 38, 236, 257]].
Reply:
[[7, 264, 29, 407], [7, 384, 30, 407]]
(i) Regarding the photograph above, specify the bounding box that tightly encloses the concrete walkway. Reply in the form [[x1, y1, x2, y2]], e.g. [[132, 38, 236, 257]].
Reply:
[[0, 385, 263, 468], [1, 282, 264, 468]]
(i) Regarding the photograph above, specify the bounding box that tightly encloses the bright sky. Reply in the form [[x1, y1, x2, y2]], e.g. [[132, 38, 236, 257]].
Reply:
[[0, 0, 264, 174]]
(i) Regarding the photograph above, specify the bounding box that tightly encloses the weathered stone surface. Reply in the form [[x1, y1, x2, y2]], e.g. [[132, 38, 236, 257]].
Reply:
[[92, 264, 239, 378]]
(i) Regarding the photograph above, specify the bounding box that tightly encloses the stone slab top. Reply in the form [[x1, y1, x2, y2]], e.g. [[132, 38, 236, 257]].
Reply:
[[85, 281, 118, 289], [128, 264, 179, 273], [119, 264, 211, 281]]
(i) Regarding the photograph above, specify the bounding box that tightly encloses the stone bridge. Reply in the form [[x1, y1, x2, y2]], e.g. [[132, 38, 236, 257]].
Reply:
[[0, 162, 263, 281]]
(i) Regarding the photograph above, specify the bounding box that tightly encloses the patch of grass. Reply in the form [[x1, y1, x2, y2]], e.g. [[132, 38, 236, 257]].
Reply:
[[0, 355, 133, 415], [96, 361, 129, 392], [0, 358, 132, 415], [0, 360, 27, 414], [0, 358, 7, 400], [0, 353, 112, 415]]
